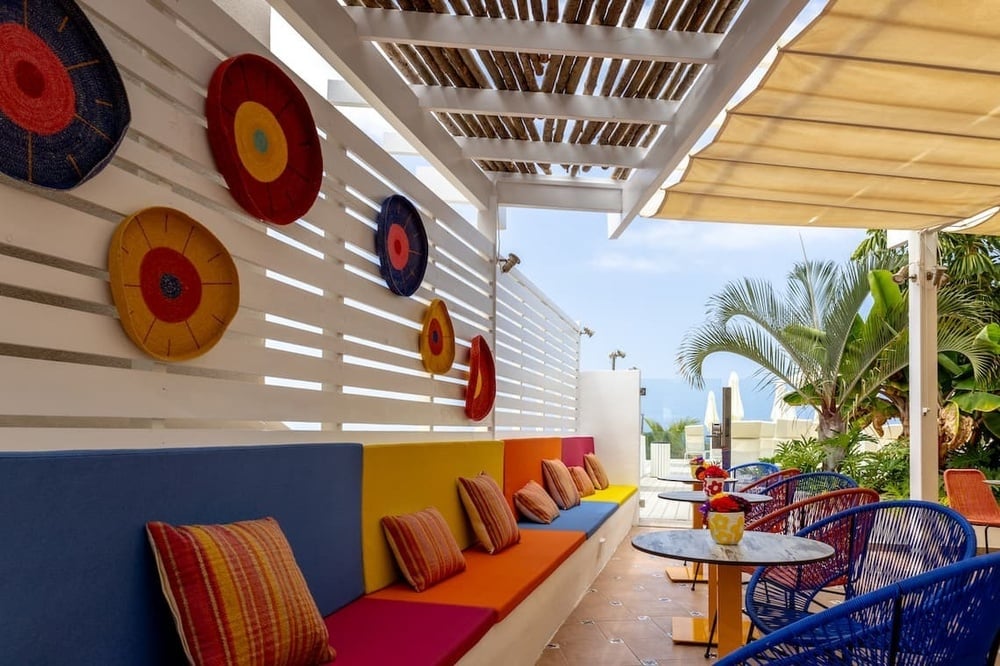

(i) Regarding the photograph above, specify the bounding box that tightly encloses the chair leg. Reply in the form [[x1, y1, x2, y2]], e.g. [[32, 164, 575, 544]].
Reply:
[[690, 561, 702, 590], [704, 612, 717, 659]]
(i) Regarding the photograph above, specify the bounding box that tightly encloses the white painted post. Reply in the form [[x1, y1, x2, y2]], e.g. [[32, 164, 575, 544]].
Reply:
[[908, 231, 939, 500]]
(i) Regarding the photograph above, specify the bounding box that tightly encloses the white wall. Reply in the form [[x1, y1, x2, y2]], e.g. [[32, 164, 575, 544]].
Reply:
[[0, 0, 580, 450], [579, 370, 642, 485]]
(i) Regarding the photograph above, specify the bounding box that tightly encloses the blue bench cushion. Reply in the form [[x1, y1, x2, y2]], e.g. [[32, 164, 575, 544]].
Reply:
[[0, 443, 363, 666], [518, 500, 618, 537]]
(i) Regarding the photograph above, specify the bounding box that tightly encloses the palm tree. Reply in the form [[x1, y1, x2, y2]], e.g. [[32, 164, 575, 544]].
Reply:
[[676, 256, 988, 467]]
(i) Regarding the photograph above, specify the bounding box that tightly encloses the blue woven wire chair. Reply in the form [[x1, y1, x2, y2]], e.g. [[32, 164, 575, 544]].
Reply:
[[744, 471, 857, 523], [745, 500, 977, 638], [727, 462, 780, 491], [716, 551, 1000, 666]]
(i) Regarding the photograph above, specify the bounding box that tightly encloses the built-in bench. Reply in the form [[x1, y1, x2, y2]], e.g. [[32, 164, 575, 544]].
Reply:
[[0, 437, 636, 665]]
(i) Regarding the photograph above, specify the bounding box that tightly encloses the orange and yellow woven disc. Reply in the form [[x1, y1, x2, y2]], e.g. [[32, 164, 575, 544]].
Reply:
[[108, 207, 240, 361], [419, 298, 455, 374]]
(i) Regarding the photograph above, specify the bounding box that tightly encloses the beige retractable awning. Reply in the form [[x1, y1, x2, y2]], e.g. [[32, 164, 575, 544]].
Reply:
[[650, 0, 1000, 235]]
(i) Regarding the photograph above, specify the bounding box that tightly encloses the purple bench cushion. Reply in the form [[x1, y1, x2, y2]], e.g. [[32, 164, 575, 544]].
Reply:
[[325, 598, 494, 666]]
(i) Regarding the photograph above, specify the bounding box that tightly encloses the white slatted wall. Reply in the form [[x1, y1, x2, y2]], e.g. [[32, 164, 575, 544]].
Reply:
[[0, 0, 579, 450]]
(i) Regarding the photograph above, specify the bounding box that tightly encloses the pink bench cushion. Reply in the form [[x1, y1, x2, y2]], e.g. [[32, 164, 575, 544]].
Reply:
[[561, 436, 595, 469], [324, 598, 493, 666]]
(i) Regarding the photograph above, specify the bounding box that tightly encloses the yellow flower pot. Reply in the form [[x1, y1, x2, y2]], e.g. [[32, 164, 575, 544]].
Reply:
[[707, 511, 745, 545]]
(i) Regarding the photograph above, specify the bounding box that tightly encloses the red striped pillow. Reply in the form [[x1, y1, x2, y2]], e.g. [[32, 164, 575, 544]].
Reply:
[[569, 465, 596, 496], [457, 473, 520, 554], [146, 517, 335, 666], [381, 507, 466, 591], [514, 480, 560, 523], [541, 458, 581, 509], [584, 452, 611, 489]]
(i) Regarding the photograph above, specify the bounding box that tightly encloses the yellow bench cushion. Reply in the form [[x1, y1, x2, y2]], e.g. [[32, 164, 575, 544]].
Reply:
[[583, 484, 637, 505]]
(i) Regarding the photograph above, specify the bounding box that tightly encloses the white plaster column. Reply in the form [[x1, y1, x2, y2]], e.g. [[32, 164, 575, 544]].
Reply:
[[908, 231, 939, 500]]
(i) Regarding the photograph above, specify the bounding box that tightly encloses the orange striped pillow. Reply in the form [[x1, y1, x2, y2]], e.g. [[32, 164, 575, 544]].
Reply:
[[514, 479, 560, 523], [569, 465, 596, 496], [146, 517, 335, 666], [584, 452, 611, 489], [541, 458, 581, 509], [381, 507, 466, 591], [458, 472, 520, 554]]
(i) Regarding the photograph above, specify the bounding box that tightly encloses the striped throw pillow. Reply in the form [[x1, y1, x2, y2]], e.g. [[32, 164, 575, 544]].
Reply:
[[541, 458, 581, 509], [514, 480, 560, 523], [569, 465, 596, 496], [584, 452, 611, 489], [457, 472, 520, 554], [146, 517, 335, 666], [381, 507, 466, 591]]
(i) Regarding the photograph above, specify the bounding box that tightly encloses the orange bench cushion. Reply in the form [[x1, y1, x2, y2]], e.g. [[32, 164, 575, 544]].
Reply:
[[368, 529, 583, 621], [502, 437, 562, 512]]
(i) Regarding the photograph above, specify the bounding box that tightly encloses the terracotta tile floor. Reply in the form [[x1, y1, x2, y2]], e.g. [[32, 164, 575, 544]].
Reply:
[[535, 526, 714, 666]]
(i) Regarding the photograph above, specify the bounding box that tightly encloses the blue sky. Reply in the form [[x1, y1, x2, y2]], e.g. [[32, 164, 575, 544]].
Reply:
[[500, 210, 867, 421]]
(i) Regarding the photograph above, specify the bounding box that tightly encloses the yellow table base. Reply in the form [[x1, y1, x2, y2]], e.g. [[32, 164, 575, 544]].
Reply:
[[664, 563, 707, 583], [669, 617, 752, 647]]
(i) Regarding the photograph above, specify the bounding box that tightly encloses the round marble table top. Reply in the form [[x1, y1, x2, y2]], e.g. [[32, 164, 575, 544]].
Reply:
[[632, 529, 835, 567], [658, 475, 711, 484], [657, 490, 772, 504]]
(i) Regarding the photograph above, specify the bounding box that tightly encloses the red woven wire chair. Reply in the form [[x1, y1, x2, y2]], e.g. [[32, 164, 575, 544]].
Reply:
[[742, 487, 880, 579], [737, 468, 801, 495], [943, 468, 1000, 552], [744, 472, 856, 524]]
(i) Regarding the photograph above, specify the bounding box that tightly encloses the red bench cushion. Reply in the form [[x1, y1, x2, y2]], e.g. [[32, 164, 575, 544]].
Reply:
[[324, 598, 494, 666]]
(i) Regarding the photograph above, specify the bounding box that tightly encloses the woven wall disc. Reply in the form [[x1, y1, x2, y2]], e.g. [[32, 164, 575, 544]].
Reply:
[[375, 194, 428, 296], [420, 298, 455, 374], [205, 53, 322, 225], [0, 0, 130, 189], [465, 335, 496, 421], [108, 207, 240, 362]]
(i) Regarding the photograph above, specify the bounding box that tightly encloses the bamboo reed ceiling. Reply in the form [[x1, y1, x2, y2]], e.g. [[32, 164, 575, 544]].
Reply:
[[342, 0, 744, 179]]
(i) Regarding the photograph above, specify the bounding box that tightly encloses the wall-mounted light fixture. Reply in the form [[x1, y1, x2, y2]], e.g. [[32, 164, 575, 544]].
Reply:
[[581, 326, 595, 338], [609, 349, 626, 370], [498, 253, 521, 273], [892, 263, 948, 288]]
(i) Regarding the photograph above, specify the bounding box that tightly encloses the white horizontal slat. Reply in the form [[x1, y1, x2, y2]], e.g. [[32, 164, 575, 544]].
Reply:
[[0, 428, 362, 451], [0, 356, 336, 420]]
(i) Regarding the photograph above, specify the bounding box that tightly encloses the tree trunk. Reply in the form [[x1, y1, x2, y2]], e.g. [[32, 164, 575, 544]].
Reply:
[[817, 411, 847, 471]]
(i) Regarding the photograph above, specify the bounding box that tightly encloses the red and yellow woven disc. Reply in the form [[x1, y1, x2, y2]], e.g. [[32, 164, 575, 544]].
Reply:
[[108, 207, 240, 361], [465, 335, 496, 421], [205, 53, 322, 225]]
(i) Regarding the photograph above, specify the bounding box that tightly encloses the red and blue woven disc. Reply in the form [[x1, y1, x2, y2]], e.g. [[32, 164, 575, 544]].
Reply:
[[0, 0, 130, 189]]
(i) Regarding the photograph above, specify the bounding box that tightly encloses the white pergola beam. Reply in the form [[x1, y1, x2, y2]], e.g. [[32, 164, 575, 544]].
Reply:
[[456, 137, 644, 169], [496, 176, 622, 213], [344, 7, 722, 64], [327, 80, 367, 107], [413, 86, 678, 124], [616, 0, 809, 237], [270, 0, 495, 210]]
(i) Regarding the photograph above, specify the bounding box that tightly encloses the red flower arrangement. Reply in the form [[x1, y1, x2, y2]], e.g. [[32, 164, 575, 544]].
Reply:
[[699, 492, 751, 517], [695, 464, 727, 481]]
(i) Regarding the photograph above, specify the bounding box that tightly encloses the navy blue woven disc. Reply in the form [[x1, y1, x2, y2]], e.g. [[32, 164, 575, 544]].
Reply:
[[375, 194, 428, 297], [0, 0, 130, 189]]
